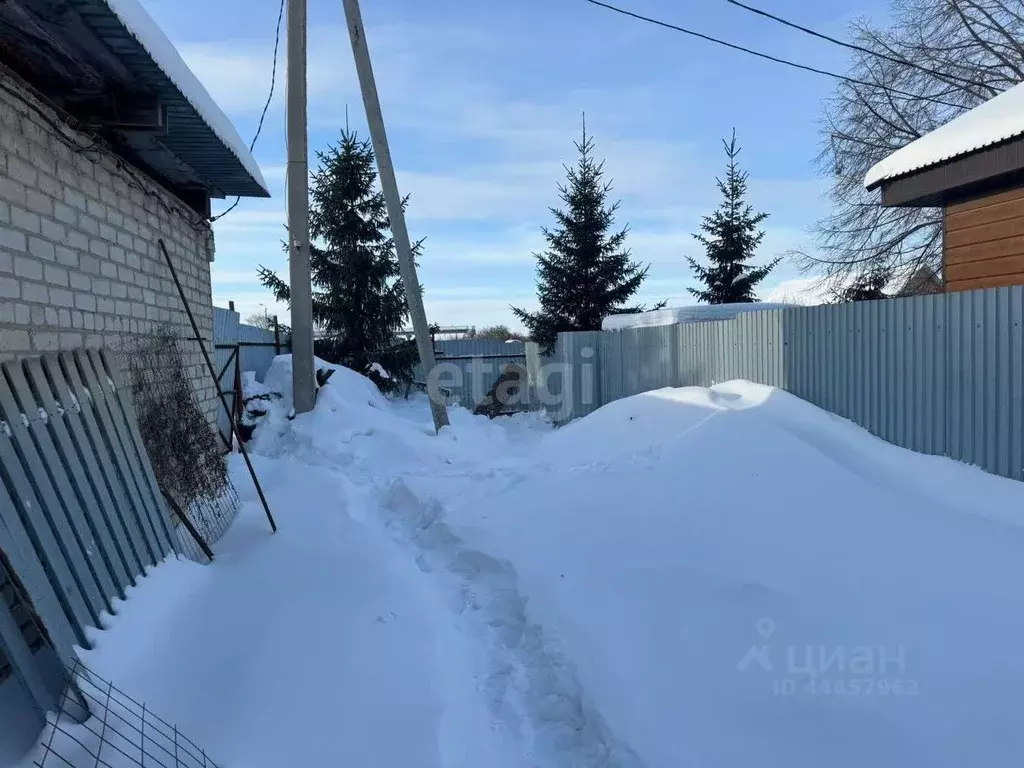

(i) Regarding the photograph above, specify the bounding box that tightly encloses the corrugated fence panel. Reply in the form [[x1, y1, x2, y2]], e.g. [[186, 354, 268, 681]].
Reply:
[[723, 310, 782, 387], [211, 307, 291, 443], [212, 305, 240, 394], [1010, 288, 1024, 481], [212, 307, 240, 444], [212, 305, 240, 343], [553, 286, 1024, 482], [213, 306, 290, 384], [599, 330, 624, 406], [416, 340, 528, 411], [435, 340, 526, 358], [539, 338, 566, 417], [562, 332, 601, 421], [946, 286, 1024, 478], [646, 326, 678, 392], [620, 329, 641, 398], [911, 294, 947, 456], [238, 322, 288, 383], [682, 321, 707, 386]]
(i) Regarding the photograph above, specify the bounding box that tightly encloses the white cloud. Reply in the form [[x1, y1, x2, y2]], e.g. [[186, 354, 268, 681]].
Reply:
[[178, 45, 279, 114], [423, 297, 536, 331], [420, 229, 544, 265], [178, 25, 363, 116], [762, 276, 832, 305]]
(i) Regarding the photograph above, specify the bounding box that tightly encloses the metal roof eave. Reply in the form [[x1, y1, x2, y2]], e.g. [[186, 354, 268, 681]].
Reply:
[[69, 0, 269, 200]]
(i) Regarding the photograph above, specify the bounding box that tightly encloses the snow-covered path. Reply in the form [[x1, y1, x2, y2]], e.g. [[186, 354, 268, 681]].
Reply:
[[79, 457, 452, 767], [32, 359, 1024, 767]]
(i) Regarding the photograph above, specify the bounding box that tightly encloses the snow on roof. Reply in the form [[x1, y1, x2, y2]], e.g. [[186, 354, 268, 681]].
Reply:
[[864, 82, 1024, 189], [602, 303, 789, 331], [102, 0, 268, 195]]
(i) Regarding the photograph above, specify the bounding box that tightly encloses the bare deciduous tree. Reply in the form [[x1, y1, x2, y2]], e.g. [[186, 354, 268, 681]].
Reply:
[[244, 312, 277, 331], [805, 0, 1024, 288], [469, 324, 529, 342]]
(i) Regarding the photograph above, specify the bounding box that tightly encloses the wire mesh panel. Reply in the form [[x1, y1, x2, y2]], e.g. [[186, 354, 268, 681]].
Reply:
[[29, 659, 221, 768], [119, 329, 240, 563]]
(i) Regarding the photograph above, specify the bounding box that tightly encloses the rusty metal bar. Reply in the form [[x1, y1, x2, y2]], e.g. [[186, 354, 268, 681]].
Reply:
[[158, 238, 277, 533]]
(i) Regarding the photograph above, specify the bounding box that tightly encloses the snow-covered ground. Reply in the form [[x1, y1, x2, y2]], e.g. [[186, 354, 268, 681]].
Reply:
[[22, 357, 1024, 766]]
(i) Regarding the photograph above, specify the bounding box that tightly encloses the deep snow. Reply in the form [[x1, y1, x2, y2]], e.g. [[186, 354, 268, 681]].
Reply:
[[20, 357, 1024, 766]]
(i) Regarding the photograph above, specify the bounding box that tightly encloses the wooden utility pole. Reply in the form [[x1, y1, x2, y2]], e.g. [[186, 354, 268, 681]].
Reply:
[[341, 0, 450, 431], [287, 0, 315, 414]]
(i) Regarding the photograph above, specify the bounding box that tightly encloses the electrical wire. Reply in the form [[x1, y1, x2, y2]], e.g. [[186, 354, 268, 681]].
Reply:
[[723, 0, 991, 91], [582, 0, 963, 109], [210, 0, 286, 224]]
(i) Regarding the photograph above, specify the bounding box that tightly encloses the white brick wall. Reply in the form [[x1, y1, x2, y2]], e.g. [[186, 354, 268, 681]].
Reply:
[[0, 72, 218, 425]]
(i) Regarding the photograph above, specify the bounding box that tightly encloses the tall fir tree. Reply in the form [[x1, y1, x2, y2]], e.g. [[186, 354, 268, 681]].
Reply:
[[687, 130, 778, 304], [513, 119, 654, 351], [258, 128, 416, 391]]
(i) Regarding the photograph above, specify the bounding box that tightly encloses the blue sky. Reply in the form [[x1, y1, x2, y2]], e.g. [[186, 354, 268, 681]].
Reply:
[[142, 0, 892, 329]]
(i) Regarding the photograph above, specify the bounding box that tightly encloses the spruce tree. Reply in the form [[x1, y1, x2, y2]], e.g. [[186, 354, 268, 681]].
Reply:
[[833, 266, 891, 302], [258, 129, 416, 391], [687, 130, 778, 304], [512, 120, 653, 351]]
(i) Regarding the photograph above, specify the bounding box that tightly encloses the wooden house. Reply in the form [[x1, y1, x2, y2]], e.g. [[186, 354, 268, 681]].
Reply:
[[865, 82, 1024, 292]]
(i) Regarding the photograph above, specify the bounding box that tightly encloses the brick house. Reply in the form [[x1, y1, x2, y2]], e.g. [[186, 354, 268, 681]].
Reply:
[[865, 80, 1024, 292], [0, 0, 268, 424]]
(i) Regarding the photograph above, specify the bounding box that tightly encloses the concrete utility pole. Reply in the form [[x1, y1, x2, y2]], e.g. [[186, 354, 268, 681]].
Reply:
[[287, 0, 315, 414], [341, 0, 450, 432]]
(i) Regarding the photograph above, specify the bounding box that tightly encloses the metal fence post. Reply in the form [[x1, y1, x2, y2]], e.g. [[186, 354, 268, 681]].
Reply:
[[232, 343, 244, 445]]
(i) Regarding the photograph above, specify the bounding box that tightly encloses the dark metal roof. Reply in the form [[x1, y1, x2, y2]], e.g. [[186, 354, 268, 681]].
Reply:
[[876, 134, 1024, 208], [0, 0, 268, 203]]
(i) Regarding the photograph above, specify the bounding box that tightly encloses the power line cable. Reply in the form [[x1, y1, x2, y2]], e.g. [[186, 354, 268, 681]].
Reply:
[[723, 0, 991, 91], [582, 0, 963, 109], [211, 0, 286, 223]]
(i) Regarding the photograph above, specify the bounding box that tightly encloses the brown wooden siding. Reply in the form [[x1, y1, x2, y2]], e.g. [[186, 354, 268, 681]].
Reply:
[[944, 187, 1024, 291]]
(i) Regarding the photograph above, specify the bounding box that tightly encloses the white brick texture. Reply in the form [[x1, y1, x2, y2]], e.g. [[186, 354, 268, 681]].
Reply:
[[0, 74, 218, 425]]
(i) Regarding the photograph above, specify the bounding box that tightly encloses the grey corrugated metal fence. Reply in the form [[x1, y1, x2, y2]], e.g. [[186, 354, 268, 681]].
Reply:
[[213, 307, 289, 383], [212, 306, 290, 444], [539, 285, 1024, 481], [414, 340, 528, 410]]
